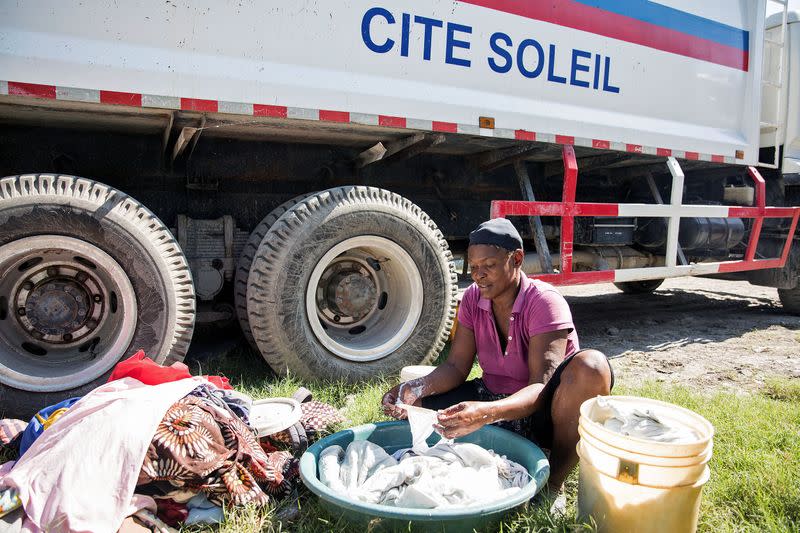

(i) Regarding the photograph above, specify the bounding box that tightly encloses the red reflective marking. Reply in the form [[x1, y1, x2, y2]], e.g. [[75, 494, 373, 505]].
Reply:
[[531, 271, 616, 286], [490, 201, 618, 218], [8, 82, 56, 99], [626, 144, 643, 153], [100, 91, 142, 106], [432, 121, 458, 133], [560, 145, 578, 274], [743, 167, 767, 261], [556, 135, 575, 145], [180, 98, 218, 112], [319, 110, 350, 123], [253, 104, 288, 118], [711, 154, 725, 163], [657, 148, 672, 156], [515, 130, 536, 141], [684, 151, 699, 160], [717, 259, 782, 273], [780, 211, 800, 264], [379, 115, 406, 128], [592, 139, 610, 149]]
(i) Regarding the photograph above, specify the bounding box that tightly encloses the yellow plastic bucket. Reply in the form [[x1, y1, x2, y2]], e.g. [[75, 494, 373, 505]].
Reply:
[[577, 396, 714, 533]]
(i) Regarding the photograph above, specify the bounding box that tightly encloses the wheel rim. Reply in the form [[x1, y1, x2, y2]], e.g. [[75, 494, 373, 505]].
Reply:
[[0, 236, 137, 392], [305, 236, 423, 362]]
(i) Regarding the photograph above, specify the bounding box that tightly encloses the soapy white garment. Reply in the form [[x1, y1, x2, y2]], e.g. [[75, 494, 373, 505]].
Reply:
[[318, 440, 528, 509], [595, 397, 699, 443]]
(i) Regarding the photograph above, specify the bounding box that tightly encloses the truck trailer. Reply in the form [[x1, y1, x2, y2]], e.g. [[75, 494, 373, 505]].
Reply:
[[1, 0, 798, 416]]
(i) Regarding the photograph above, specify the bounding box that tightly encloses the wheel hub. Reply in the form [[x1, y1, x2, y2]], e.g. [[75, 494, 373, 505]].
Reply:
[[14, 266, 105, 344], [317, 259, 380, 326], [327, 271, 377, 320]]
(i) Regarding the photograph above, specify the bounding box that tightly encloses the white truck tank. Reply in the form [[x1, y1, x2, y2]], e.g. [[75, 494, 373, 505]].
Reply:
[[2, 1, 799, 416]]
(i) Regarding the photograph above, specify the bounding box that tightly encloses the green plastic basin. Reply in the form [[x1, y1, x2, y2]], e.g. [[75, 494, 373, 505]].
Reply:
[[299, 421, 549, 532]]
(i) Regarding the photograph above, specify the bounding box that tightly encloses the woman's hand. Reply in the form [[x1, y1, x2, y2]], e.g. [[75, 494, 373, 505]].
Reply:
[[434, 401, 492, 439], [381, 378, 426, 419], [381, 384, 406, 419]]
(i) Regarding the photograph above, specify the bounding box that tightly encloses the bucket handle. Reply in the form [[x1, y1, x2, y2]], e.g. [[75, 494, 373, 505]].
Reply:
[[617, 459, 639, 484]]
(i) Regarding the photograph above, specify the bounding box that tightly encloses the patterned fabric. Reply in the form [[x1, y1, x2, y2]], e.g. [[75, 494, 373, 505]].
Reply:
[[267, 400, 344, 451], [299, 401, 345, 437], [0, 419, 26, 449], [138, 393, 298, 507]]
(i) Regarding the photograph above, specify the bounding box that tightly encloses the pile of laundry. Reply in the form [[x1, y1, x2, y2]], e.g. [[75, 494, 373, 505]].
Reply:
[[318, 440, 529, 509], [0, 351, 343, 532], [593, 396, 700, 443]]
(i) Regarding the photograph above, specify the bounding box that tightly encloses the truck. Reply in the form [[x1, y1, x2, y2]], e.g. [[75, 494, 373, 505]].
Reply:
[[1, 0, 798, 417]]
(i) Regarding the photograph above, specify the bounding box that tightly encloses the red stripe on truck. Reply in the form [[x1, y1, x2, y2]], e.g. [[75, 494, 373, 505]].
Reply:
[[556, 135, 574, 145], [378, 115, 407, 128], [253, 104, 288, 118], [432, 121, 458, 133], [180, 98, 218, 112], [515, 130, 536, 141], [319, 110, 350, 123], [100, 91, 142, 106], [8, 82, 56, 99], [592, 139, 611, 149]]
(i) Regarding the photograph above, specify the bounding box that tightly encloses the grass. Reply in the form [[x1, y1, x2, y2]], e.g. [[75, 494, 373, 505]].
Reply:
[[181, 347, 800, 533], [5, 346, 796, 532]]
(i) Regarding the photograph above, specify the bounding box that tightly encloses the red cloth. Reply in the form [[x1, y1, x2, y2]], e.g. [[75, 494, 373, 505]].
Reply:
[[108, 351, 232, 389], [154, 499, 188, 527]]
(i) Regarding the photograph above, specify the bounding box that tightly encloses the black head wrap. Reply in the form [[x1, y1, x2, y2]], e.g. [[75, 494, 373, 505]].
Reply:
[[468, 218, 523, 251]]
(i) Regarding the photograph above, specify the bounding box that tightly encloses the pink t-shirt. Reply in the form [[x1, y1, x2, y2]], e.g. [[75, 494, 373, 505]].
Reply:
[[458, 275, 579, 394]]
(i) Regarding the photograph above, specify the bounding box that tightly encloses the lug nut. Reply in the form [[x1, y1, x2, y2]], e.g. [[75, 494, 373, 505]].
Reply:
[[47, 266, 59, 277], [333, 315, 341, 323], [63, 333, 73, 342], [22, 281, 34, 291], [17, 307, 26, 316], [93, 294, 102, 303], [75, 272, 88, 283]]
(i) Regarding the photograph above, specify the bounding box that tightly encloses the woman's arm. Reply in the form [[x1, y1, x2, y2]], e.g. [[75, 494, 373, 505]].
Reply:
[[434, 329, 568, 438], [382, 323, 477, 418]]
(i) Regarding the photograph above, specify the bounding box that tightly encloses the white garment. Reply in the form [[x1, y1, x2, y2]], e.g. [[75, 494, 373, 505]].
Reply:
[[395, 404, 439, 453], [595, 397, 699, 443], [319, 441, 528, 509], [0, 377, 205, 533]]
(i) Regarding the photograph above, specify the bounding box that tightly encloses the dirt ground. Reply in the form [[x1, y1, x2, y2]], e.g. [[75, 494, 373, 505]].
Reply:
[[559, 277, 800, 393]]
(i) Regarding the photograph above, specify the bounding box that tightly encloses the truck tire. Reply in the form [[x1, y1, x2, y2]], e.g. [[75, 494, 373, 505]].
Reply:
[[778, 287, 800, 315], [0, 174, 195, 418], [235, 193, 314, 350], [613, 279, 664, 294], [246, 186, 457, 381]]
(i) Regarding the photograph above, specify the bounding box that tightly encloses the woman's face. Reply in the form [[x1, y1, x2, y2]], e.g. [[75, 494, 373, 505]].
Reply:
[[467, 244, 521, 300]]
